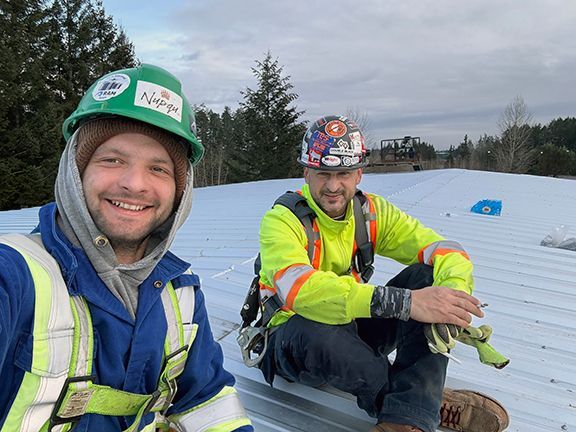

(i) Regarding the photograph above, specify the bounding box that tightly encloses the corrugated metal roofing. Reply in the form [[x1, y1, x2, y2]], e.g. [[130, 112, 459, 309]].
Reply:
[[1, 169, 575, 431]]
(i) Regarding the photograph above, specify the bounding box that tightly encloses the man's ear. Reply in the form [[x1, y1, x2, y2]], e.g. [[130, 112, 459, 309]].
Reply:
[[355, 168, 363, 186], [303, 168, 310, 184]]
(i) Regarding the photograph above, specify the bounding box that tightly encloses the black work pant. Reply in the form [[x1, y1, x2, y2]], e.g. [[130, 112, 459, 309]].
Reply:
[[259, 264, 447, 432]]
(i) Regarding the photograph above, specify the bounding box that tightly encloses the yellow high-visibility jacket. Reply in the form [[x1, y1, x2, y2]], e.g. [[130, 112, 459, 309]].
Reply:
[[259, 184, 473, 327]]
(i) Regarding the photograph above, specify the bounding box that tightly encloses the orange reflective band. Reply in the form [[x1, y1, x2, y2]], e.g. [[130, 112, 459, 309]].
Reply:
[[421, 248, 470, 265], [367, 195, 377, 249], [312, 220, 321, 269], [259, 280, 277, 295], [285, 269, 316, 309]]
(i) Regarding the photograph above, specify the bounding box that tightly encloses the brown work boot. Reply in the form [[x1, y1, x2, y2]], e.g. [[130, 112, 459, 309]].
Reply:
[[440, 388, 509, 432], [370, 422, 423, 432]]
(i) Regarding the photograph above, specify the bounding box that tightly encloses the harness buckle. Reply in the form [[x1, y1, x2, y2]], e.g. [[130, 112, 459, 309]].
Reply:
[[237, 325, 269, 368], [159, 345, 188, 413], [48, 374, 96, 431], [142, 389, 162, 417], [354, 242, 375, 283]]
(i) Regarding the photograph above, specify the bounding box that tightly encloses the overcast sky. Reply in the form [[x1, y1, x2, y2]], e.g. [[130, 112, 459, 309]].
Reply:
[[101, 0, 575, 150]]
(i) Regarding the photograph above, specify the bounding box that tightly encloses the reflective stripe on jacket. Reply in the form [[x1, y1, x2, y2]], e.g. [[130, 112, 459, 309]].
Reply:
[[259, 184, 473, 327]]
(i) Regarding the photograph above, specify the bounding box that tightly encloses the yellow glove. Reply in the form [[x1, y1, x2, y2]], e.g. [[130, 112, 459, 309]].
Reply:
[[456, 324, 510, 369]]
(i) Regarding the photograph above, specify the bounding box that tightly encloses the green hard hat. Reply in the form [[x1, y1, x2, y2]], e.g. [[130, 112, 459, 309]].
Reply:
[[63, 63, 204, 166]]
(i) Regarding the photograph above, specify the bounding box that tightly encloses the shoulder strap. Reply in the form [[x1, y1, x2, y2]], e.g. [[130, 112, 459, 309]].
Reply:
[[241, 192, 316, 329], [0, 233, 78, 432], [352, 190, 375, 283], [274, 191, 317, 263]]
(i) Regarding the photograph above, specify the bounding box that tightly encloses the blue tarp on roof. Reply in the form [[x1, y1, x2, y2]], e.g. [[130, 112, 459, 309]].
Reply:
[[471, 199, 502, 216]]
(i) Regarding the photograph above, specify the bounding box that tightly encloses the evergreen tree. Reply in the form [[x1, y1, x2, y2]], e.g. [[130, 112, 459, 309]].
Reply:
[[48, 0, 137, 122], [535, 143, 575, 177], [413, 141, 437, 161], [446, 145, 455, 168], [0, 0, 136, 210], [233, 51, 306, 182], [193, 106, 233, 187], [0, 0, 58, 209], [540, 117, 576, 152], [455, 134, 472, 168], [472, 134, 498, 171]]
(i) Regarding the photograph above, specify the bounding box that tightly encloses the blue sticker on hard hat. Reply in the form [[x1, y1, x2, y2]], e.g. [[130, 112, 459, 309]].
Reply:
[[92, 73, 131, 101], [310, 130, 334, 154]]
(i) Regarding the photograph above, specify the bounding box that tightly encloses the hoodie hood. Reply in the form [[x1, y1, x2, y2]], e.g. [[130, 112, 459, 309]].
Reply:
[[54, 130, 193, 319]]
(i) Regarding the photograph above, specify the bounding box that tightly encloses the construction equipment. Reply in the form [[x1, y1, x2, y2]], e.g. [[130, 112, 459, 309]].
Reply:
[[369, 136, 422, 171]]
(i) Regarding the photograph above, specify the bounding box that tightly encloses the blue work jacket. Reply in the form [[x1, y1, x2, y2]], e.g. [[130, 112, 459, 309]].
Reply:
[[0, 203, 252, 431]]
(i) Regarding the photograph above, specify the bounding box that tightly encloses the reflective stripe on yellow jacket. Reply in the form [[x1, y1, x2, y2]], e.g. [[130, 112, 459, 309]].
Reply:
[[259, 184, 474, 327]]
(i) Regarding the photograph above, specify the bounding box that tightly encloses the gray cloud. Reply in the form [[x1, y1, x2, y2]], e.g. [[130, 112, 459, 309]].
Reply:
[[103, 0, 576, 149]]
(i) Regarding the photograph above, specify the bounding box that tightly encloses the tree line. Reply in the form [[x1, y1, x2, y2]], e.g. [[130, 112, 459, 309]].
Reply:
[[193, 53, 305, 188], [0, 0, 136, 210], [443, 97, 576, 177], [2, 1, 574, 211], [0, 0, 305, 209]]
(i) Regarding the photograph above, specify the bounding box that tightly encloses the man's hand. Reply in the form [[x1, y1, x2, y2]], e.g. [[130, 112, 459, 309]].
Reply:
[[424, 323, 461, 353], [410, 286, 484, 328]]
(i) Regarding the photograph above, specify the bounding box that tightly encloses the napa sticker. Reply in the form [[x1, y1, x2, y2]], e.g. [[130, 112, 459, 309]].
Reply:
[[92, 73, 130, 101], [134, 80, 183, 122]]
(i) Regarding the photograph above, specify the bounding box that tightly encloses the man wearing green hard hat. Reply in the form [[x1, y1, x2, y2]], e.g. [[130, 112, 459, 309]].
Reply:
[[0, 64, 253, 431]]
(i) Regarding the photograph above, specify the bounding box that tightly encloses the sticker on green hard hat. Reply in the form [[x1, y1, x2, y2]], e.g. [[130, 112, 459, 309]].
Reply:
[[92, 74, 131, 101], [134, 80, 183, 122], [63, 64, 204, 166]]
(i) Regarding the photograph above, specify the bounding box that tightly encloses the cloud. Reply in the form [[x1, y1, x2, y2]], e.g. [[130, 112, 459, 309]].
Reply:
[[103, 0, 576, 149]]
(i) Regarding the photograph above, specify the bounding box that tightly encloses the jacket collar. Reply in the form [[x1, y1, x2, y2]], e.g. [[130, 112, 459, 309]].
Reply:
[[301, 184, 354, 234]]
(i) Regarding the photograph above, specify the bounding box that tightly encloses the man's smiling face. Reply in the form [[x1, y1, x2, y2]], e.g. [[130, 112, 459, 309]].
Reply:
[[81, 132, 176, 260]]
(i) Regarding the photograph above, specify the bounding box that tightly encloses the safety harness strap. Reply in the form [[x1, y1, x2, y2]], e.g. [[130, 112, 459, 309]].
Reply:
[[0, 234, 197, 432], [50, 281, 193, 432], [239, 189, 376, 333], [351, 194, 375, 282], [0, 234, 75, 432], [274, 191, 318, 260]]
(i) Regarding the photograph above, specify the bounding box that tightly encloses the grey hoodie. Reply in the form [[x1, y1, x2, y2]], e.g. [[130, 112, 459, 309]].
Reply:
[[54, 130, 194, 319]]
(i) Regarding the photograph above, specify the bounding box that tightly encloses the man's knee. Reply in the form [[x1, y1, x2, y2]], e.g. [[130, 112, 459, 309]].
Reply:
[[387, 263, 434, 291], [286, 315, 355, 353]]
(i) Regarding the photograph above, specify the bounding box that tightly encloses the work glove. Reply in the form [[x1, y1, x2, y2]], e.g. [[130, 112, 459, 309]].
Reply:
[[456, 324, 510, 369], [424, 323, 461, 354]]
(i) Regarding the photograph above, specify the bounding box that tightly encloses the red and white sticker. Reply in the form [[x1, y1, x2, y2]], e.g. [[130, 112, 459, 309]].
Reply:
[[349, 131, 363, 154], [325, 120, 347, 138], [310, 149, 322, 161], [322, 155, 341, 167]]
